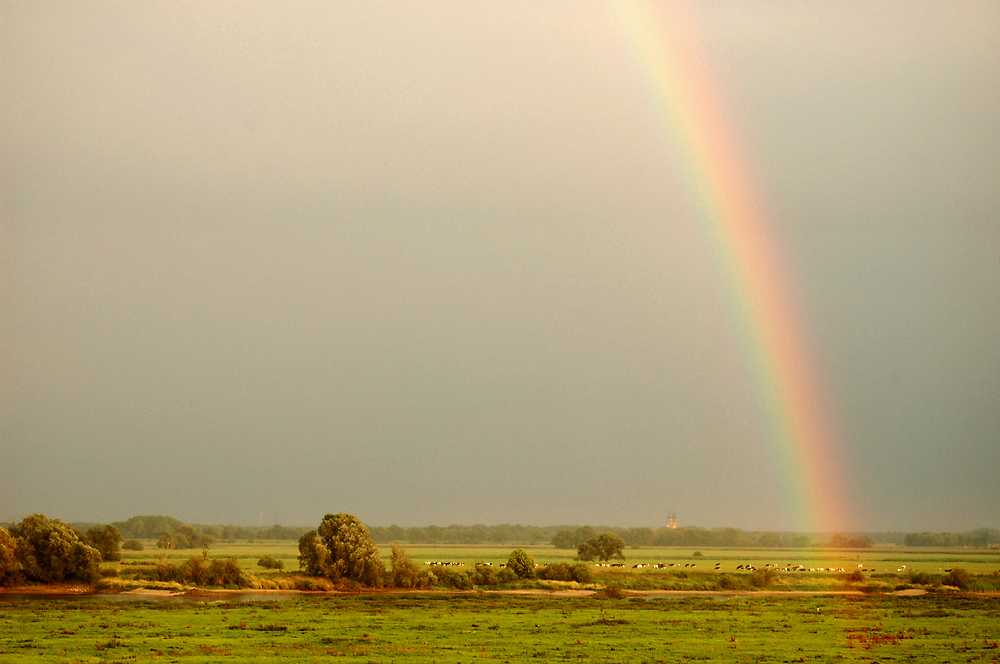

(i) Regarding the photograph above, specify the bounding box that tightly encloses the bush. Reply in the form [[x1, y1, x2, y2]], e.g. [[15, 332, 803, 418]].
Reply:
[[429, 565, 473, 589], [178, 558, 207, 584], [506, 549, 536, 579], [906, 570, 936, 586], [0, 527, 20, 586], [943, 568, 971, 589], [843, 570, 866, 583], [471, 563, 499, 586], [122, 539, 144, 551], [750, 568, 778, 587], [258, 556, 284, 570], [390, 542, 421, 589], [717, 574, 742, 590], [536, 562, 593, 583], [600, 584, 626, 599], [85, 525, 123, 562], [206, 559, 243, 586], [11, 514, 101, 584]]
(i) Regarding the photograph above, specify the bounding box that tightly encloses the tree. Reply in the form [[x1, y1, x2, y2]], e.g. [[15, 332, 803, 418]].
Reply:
[[11, 514, 100, 584], [551, 529, 576, 549], [86, 524, 123, 562], [574, 526, 597, 546], [758, 532, 782, 548], [305, 513, 383, 586], [297, 531, 332, 576], [0, 527, 20, 586], [390, 541, 421, 588], [576, 540, 598, 562], [506, 548, 536, 579], [577, 532, 625, 562]]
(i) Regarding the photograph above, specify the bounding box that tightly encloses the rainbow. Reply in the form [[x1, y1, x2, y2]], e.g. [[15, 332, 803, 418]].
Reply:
[[607, 1, 851, 534]]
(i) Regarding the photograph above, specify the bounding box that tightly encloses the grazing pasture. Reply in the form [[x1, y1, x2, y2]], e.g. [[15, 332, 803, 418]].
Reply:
[[1, 592, 999, 663], [105, 541, 1000, 593]]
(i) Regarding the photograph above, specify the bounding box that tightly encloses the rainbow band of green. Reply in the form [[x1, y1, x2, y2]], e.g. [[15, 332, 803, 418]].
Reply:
[[607, 0, 850, 534]]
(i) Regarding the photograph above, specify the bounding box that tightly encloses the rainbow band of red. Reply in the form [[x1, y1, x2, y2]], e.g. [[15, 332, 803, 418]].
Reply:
[[608, 0, 850, 533]]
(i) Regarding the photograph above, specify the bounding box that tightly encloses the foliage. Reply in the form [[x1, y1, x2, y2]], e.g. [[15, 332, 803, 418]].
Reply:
[[258, 555, 284, 570], [308, 513, 384, 586], [10, 513, 101, 584], [750, 568, 779, 587], [113, 515, 184, 540], [427, 565, 474, 589], [122, 539, 144, 551], [943, 568, 971, 589], [85, 524, 123, 562], [826, 534, 874, 548], [157, 524, 214, 550], [0, 527, 20, 586], [551, 529, 576, 549], [506, 548, 536, 579], [297, 531, 332, 576], [536, 562, 593, 583], [758, 532, 783, 547], [390, 541, 422, 588], [904, 528, 1000, 548], [577, 533, 626, 562]]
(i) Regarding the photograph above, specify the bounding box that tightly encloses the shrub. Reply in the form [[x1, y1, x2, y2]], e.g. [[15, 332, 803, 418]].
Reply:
[[122, 539, 144, 551], [506, 549, 536, 579], [471, 563, 499, 586], [11, 514, 101, 583], [843, 570, 866, 583], [693, 551, 704, 558], [906, 570, 935, 586], [206, 558, 243, 586], [429, 565, 473, 589], [178, 558, 207, 584], [943, 568, 971, 589], [536, 562, 593, 583], [600, 584, 626, 599], [750, 568, 778, 587], [85, 525, 123, 562], [717, 574, 742, 590], [0, 527, 20, 586], [390, 542, 421, 589], [258, 556, 284, 570]]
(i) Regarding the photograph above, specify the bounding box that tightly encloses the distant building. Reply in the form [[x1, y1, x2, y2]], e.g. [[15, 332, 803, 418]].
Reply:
[[666, 510, 678, 529]]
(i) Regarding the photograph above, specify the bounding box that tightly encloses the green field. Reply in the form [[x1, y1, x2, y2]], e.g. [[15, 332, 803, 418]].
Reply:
[[2, 544, 998, 662], [2, 592, 999, 663], [107, 542, 1000, 594]]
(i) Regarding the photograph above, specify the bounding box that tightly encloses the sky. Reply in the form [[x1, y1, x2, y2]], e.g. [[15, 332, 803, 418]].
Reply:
[[2, 1, 998, 533]]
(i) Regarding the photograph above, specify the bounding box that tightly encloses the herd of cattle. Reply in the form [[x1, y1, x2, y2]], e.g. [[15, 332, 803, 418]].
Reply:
[[424, 560, 859, 572]]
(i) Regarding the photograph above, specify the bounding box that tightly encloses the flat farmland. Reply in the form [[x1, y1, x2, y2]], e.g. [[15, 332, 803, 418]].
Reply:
[[2, 592, 999, 663], [114, 543, 1000, 592]]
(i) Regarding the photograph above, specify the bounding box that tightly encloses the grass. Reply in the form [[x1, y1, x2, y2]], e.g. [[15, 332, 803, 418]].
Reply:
[[109, 542, 1000, 593], [1, 593, 999, 662]]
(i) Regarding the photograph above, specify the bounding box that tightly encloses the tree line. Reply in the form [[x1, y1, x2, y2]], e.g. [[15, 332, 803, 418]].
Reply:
[[7, 514, 994, 552]]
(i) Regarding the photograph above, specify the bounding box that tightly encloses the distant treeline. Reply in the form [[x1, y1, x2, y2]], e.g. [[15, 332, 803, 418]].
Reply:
[[903, 529, 999, 548], [51, 516, 999, 549], [370, 525, 823, 548], [69, 516, 310, 543]]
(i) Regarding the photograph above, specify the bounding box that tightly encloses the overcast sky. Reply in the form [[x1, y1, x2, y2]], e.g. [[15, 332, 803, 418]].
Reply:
[[2, 1, 997, 532]]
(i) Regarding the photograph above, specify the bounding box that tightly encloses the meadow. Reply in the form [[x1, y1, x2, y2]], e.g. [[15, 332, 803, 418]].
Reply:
[[103, 541, 1000, 593], [1, 591, 999, 663]]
